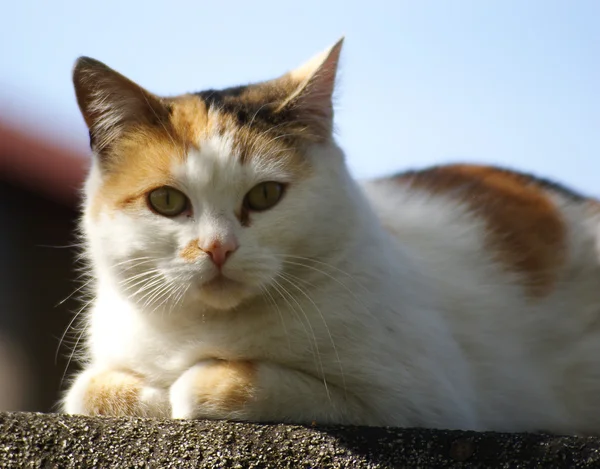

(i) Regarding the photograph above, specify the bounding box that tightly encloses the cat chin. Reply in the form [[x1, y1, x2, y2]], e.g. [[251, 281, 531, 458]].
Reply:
[[196, 291, 251, 311], [189, 277, 256, 311]]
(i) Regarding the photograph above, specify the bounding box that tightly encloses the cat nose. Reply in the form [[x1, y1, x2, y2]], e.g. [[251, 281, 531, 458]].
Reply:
[[200, 238, 238, 267]]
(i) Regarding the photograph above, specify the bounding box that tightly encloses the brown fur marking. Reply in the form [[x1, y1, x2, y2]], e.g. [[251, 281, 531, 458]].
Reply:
[[395, 164, 568, 298], [82, 369, 143, 417], [180, 238, 203, 262], [192, 360, 256, 414]]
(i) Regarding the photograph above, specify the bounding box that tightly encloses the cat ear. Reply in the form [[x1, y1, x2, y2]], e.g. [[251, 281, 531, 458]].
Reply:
[[277, 37, 344, 139], [72, 57, 170, 153]]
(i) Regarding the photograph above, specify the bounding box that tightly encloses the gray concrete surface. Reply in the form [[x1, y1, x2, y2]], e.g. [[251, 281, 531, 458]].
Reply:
[[1, 412, 600, 468]]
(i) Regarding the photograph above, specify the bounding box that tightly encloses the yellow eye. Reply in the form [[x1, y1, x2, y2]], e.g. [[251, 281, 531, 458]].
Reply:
[[244, 182, 284, 211], [148, 186, 189, 217]]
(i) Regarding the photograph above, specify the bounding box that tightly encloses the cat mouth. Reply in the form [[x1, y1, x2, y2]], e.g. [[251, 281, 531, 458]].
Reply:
[[195, 273, 251, 310], [202, 273, 240, 290]]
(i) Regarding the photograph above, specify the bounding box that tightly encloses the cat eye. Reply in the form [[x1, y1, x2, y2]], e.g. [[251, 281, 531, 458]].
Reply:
[[148, 186, 189, 217], [244, 182, 285, 211]]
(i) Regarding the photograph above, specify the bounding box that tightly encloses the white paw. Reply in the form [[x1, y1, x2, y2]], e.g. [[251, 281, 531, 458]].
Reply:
[[169, 361, 216, 419], [169, 369, 198, 419], [63, 368, 97, 415]]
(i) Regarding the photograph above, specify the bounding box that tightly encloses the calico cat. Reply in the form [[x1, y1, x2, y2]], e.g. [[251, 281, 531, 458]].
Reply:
[[63, 38, 600, 434]]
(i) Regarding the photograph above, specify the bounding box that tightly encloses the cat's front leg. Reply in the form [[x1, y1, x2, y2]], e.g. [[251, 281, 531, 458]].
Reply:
[[63, 367, 170, 418], [169, 359, 364, 424]]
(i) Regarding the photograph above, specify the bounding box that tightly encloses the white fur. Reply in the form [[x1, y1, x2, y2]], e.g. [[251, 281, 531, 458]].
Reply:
[[64, 128, 600, 434], [169, 361, 217, 419]]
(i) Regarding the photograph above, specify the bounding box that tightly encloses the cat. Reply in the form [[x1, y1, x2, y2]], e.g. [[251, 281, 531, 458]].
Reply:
[[62, 38, 600, 435]]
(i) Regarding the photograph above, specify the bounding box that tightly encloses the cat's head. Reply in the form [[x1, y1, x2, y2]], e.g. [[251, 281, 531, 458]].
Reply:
[[75, 39, 357, 313]]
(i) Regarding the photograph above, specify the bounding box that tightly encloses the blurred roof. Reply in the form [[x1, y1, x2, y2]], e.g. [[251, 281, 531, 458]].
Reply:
[[0, 120, 88, 207]]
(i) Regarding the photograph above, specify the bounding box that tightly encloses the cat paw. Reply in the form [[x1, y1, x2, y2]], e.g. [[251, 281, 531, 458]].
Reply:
[[169, 359, 257, 420], [63, 368, 170, 418]]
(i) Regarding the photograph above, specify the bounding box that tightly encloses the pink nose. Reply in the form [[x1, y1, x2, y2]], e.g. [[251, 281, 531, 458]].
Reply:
[[200, 239, 238, 267]]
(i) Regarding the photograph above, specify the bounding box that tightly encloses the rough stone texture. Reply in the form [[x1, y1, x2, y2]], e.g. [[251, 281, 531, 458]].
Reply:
[[1, 412, 600, 468]]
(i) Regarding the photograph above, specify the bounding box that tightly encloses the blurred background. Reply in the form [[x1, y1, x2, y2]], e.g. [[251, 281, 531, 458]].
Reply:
[[1, 0, 598, 412]]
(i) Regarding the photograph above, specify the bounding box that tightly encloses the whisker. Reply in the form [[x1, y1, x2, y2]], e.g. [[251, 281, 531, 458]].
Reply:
[[168, 281, 191, 316], [119, 268, 162, 286], [127, 278, 167, 308], [111, 256, 154, 268], [134, 278, 167, 305], [122, 274, 164, 296], [140, 278, 175, 310], [260, 284, 292, 353], [58, 296, 94, 388], [55, 296, 93, 366], [270, 278, 331, 402], [61, 321, 89, 387], [150, 278, 184, 315], [280, 259, 375, 319], [56, 278, 94, 307], [278, 272, 347, 398], [36, 243, 83, 249], [278, 254, 371, 294]]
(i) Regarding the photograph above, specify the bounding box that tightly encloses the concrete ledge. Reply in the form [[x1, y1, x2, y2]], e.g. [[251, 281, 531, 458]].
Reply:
[[1, 412, 599, 468]]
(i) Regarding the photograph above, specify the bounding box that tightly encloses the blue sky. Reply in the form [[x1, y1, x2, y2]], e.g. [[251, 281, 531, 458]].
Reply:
[[2, 1, 599, 195]]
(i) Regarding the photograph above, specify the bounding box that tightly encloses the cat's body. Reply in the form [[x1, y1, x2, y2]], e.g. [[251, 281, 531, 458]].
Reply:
[[63, 39, 600, 434]]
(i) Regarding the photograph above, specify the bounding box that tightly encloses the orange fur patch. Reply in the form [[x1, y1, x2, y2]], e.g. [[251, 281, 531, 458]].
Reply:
[[91, 95, 212, 218], [91, 128, 187, 218], [395, 164, 567, 298], [82, 369, 143, 417], [165, 94, 211, 143], [192, 360, 256, 415], [180, 238, 202, 262]]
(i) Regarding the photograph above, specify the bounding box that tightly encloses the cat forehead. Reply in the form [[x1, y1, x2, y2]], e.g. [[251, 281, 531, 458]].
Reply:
[[163, 88, 301, 158], [168, 92, 311, 178], [173, 133, 298, 187]]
